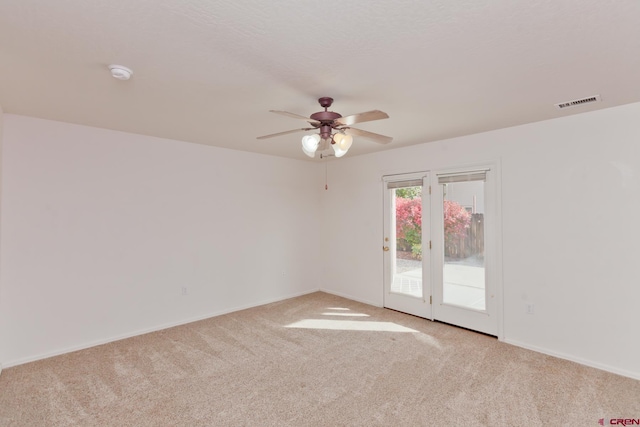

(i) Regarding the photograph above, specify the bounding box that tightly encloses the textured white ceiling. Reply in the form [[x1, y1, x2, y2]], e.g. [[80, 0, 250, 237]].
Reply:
[[1, 0, 639, 160]]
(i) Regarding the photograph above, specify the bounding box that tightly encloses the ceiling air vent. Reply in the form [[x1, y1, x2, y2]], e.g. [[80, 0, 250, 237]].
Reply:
[[554, 95, 601, 109]]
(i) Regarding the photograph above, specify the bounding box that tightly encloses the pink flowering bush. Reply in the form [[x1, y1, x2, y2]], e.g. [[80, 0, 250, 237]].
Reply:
[[443, 200, 470, 238], [395, 197, 422, 258], [396, 198, 421, 239], [443, 200, 471, 257], [395, 197, 470, 259]]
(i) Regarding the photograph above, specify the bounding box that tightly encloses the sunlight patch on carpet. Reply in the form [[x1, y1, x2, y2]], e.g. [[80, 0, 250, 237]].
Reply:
[[285, 319, 418, 332], [321, 312, 370, 317]]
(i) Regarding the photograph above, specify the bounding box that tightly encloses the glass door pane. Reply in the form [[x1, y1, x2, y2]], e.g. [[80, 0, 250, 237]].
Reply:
[[382, 172, 430, 319], [442, 180, 485, 311], [390, 185, 422, 298]]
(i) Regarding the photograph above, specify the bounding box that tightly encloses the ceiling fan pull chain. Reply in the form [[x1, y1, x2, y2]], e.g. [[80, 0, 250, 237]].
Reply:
[[325, 162, 328, 190]]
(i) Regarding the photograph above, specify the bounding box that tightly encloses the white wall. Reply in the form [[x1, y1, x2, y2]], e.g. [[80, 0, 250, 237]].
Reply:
[[0, 115, 323, 366], [0, 104, 3, 376], [320, 102, 640, 379], [2, 103, 639, 380]]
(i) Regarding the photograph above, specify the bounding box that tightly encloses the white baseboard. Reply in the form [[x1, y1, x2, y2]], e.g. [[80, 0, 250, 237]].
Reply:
[[3, 288, 320, 369], [320, 291, 639, 380], [11, 289, 635, 382], [319, 288, 382, 308], [503, 338, 640, 381]]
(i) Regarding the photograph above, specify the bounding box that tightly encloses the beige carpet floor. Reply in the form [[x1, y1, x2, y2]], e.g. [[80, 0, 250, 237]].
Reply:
[[0, 291, 638, 426]]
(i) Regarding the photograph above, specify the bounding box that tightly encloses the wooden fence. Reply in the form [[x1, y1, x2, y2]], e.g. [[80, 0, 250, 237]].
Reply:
[[445, 213, 484, 259]]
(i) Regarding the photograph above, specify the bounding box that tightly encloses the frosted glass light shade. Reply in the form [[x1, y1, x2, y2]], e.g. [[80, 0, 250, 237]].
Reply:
[[301, 134, 321, 156], [332, 133, 352, 157], [333, 133, 353, 151], [332, 144, 348, 157], [302, 146, 316, 157]]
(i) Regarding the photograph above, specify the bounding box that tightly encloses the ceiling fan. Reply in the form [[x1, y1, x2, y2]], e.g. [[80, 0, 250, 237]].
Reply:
[[257, 97, 392, 158]]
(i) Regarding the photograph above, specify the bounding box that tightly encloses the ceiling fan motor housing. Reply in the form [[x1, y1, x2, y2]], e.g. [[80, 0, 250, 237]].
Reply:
[[311, 98, 343, 142]]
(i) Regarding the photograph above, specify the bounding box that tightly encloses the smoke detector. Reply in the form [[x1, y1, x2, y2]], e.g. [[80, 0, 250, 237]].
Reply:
[[108, 65, 133, 80]]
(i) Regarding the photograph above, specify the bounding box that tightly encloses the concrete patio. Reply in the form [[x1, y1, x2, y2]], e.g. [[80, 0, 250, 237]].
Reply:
[[391, 257, 485, 310]]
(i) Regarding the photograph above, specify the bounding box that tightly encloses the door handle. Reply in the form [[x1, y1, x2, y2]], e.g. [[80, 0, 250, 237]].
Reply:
[[383, 246, 390, 251]]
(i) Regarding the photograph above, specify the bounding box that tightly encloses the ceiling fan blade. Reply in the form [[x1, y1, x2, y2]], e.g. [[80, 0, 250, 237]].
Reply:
[[270, 110, 320, 124], [335, 110, 389, 126], [257, 128, 314, 140], [344, 127, 393, 144]]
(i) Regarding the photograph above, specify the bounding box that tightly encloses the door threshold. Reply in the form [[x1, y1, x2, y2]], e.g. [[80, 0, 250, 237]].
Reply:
[[384, 307, 497, 338]]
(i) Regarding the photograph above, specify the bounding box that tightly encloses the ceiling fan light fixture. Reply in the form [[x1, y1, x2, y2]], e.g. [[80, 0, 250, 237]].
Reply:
[[258, 97, 392, 158]]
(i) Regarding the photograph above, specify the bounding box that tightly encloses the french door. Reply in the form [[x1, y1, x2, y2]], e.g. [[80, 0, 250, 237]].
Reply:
[[431, 168, 498, 336], [382, 173, 431, 318], [383, 166, 500, 336]]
